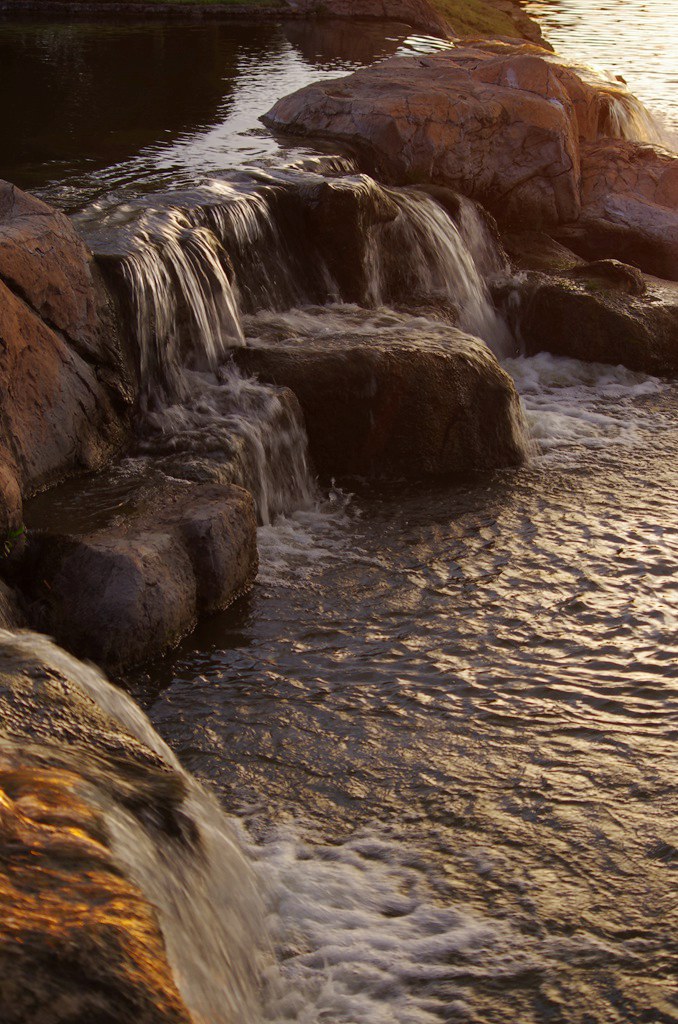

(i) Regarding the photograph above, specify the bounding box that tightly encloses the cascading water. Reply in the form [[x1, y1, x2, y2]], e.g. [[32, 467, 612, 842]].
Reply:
[[95, 168, 515, 523], [0, 630, 270, 1024]]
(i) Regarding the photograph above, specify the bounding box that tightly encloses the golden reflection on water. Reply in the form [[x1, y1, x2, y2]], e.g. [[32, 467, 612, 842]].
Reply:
[[525, 0, 678, 131]]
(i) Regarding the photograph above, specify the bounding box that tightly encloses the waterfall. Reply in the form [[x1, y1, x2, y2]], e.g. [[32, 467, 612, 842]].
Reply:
[[0, 630, 270, 1024], [100, 169, 513, 520]]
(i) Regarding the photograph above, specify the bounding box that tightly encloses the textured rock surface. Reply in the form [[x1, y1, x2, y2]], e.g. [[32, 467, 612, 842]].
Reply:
[[0, 633, 194, 1024], [233, 310, 527, 478], [264, 47, 638, 226], [554, 140, 678, 280], [0, 182, 133, 540], [12, 480, 258, 667], [495, 271, 678, 375], [264, 47, 678, 278]]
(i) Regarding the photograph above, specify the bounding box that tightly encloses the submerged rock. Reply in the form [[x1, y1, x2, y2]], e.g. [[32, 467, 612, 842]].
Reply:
[[235, 308, 527, 479], [12, 480, 257, 668], [0, 630, 264, 1024]]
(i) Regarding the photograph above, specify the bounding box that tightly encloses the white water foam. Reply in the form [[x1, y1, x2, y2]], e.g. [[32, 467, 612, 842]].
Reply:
[[505, 352, 667, 458], [251, 828, 547, 1024]]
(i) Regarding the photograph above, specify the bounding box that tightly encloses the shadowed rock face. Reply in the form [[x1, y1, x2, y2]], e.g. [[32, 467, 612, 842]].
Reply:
[[0, 181, 133, 537], [556, 139, 678, 280], [494, 266, 678, 375], [233, 308, 527, 479], [11, 479, 258, 668]]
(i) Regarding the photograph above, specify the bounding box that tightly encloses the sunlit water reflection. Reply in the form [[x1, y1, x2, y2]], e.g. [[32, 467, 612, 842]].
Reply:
[[133, 357, 678, 1024], [526, 0, 678, 136]]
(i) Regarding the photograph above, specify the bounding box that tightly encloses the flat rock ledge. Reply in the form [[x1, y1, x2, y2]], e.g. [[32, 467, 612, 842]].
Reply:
[[10, 480, 257, 669], [264, 45, 678, 279], [234, 309, 527, 479]]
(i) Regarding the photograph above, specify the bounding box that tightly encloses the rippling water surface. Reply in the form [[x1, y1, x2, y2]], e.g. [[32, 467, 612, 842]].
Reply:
[[133, 355, 678, 1024], [526, 0, 678, 135]]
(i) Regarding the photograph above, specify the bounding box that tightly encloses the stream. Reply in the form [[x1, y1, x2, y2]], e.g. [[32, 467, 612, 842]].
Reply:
[[1, 8, 677, 1024]]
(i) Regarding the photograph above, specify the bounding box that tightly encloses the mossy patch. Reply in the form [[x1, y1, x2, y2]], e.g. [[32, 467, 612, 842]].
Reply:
[[429, 0, 518, 37]]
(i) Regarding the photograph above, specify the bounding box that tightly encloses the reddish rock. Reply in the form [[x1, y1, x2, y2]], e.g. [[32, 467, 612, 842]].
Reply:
[[0, 182, 134, 544], [265, 46, 678, 278], [556, 140, 678, 280], [264, 48, 589, 226]]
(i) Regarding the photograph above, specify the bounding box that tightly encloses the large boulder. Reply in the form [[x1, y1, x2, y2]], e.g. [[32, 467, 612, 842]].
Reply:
[[0, 630, 263, 1024], [235, 308, 527, 479], [11, 479, 258, 668], [0, 182, 134, 541], [264, 47, 678, 278], [264, 47, 622, 227]]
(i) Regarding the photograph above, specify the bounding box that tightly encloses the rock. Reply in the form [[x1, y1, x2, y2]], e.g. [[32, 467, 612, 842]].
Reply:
[[554, 140, 678, 280], [569, 258, 647, 296], [0, 182, 134, 540], [501, 229, 584, 274], [11, 479, 258, 668], [290, 0, 450, 37], [0, 634, 193, 1024], [235, 308, 527, 479], [0, 581, 23, 630], [264, 47, 615, 227], [264, 48, 678, 278], [495, 271, 678, 375], [0, 630, 263, 1024]]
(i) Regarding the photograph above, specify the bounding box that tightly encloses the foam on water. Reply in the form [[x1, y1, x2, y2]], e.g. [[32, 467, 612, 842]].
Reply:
[[506, 352, 667, 457], [251, 827, 568, 1024]]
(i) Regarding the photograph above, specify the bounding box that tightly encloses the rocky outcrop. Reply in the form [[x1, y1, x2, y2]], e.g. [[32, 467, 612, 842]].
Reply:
[[264, 46, 678, 279], [11, 479, 257, 668], [0, 182, 134, 543], [554, 140, 678, 280], [234, 309, 527, 478], [264, 48, 586, 226], [287, 0, 545, 44]]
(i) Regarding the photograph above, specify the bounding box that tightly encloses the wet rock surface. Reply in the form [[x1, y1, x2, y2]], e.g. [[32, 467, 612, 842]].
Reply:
[[11, 479, 258, 668], [264, 46, 678, 279], [0, 182, 134, 545], [495, 270, 678, 375], [0, 632, 194, 1024], [234, 309, 527, 479], [554, 139, 678, 280]]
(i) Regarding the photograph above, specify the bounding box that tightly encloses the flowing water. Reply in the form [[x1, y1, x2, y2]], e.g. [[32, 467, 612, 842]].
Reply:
[[3, 9, 678, 1024], [526, 0, 678, 138]]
